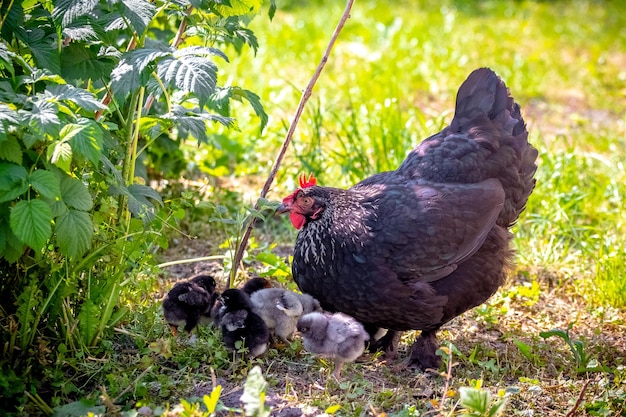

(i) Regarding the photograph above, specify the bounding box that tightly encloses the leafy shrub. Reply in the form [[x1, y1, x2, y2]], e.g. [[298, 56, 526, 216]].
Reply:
[[0, 0, 268, 412]]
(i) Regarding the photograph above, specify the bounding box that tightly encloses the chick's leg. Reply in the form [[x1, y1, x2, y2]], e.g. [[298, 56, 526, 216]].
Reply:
[[331, 360, 345, 381]]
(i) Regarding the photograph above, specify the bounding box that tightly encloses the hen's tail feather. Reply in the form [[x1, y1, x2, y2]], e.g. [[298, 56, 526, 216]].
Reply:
[[400, 67, 537, 228]]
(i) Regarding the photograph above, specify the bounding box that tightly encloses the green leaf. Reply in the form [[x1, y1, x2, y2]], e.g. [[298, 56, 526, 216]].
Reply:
[[47, 84, 108, 112], [60, 43, 116, 82], [61, 177, 93, 211], [127, 183, 163, 218], [16, 277, 42, 349], [28, 99, 60, 136], [157, 53, 217, 108], [232, 87, 268, 132], [488, 399, 508, 417], [48, 141, 73, 172], [459, 387, 489, 414], [10, 199, 53, 251], [22, 28, 61, 74], [56, 209, 93, 258], [110, 61, 143, 101], [30, 170, 61, 200], [0, 163, 28, 203], [0, 220, 25, 262], [126, 43, 171, 73], [241, 366, 271, 417], [52, 0, 100, 26], [513, 339, 534, 362], [0, 103, 20, 135], [63, 119, 103, 165], [0, 136, 22, 164], [119, 0, 156, 35], [77, 298, 99, 346], [214, 0, 262, 17]]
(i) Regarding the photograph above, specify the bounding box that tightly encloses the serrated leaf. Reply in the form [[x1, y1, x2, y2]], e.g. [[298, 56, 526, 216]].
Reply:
[[56, 209, 93, 258], [30, 170, 61, 200], [119, 0, 156, 35], [0, 43, 15, 77], [23, 28, 61, 74], [214, 0, 262, 16], [127, 183, 162, 219], [157, 55, 217, 108], [10, 199, 53, 251], [175, 46, 229, 63], [61, 43, 117, 82], [488, 399, 507, 417], [48, 141, 73, 172], [16, 277, 42, 346], [232, 87, 267, 132], [110, 61, 143, 101], [77, 298, 99, 346], [47, 84, 108, 112], [0, 136, 22, 164], [61, 119, 103, 165], [126, 43, 171, 73], [61, 177, 93, 211], [0, 103, 20, 135], [27, 99, 60, 135], [0, 163, 28, 203], [52, 0, 100, 26]]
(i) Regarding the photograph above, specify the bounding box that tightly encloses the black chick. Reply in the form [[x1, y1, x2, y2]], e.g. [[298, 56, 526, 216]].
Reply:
[[297, 311, 369, 380], [220, 288, 270, 358], [210, 277, 272, 327], [162, 274, 217, 336], [250, 288, 321, 342]]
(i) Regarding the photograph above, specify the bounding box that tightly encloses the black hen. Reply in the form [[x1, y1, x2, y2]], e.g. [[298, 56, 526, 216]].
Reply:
[[277, 68, 538, 369], [162, 274, 218, 336]]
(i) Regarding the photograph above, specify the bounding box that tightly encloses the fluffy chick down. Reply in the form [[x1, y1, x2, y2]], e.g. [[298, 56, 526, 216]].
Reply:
[[297, 311, 369, 379], [250, 288, 322, 342], [219, 288, 270, 358], [162, 275, 218, 336]]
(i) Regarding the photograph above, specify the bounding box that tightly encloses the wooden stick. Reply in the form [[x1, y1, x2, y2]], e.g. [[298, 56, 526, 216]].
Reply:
[[565, 379, 591, 417], [228, 0, 355, 288]]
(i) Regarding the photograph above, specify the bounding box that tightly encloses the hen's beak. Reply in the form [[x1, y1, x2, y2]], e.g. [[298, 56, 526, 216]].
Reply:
[[275, 202, 291, 214]]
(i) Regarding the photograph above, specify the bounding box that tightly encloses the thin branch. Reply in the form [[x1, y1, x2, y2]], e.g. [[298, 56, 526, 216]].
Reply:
[[565, 379, 591, 417], [228, 0, 355, 288]]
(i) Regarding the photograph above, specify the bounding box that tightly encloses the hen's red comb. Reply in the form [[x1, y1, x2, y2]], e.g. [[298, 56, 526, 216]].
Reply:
[[298, 173, 317, 188]]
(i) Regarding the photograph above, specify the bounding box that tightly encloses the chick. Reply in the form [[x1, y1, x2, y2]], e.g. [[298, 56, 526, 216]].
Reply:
[[297, 311, 369, 380], [219, 288, 270, 358], [162, 275, 217, 336], [250, 288, 322, 342], [210, 277, 272, 327]]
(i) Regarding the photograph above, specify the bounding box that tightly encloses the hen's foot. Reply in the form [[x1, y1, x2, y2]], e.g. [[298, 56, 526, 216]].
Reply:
[[367, 330, 402, 361], [408, 330, 441, 371]]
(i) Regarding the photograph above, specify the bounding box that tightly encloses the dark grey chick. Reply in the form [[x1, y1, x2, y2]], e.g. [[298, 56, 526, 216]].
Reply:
[[297, 311, 369, 380], [210, 277, 272, 327], [162, 275, 217, 336], [250, 288, 322, 342], [220, 288, 270, 358]]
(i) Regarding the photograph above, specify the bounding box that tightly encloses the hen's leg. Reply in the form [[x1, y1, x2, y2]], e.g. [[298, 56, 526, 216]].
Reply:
[[408, 329, 441, 370], [367, 329, 402, 361]]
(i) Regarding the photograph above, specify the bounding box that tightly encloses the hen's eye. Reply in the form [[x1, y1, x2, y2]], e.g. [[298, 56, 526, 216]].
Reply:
[[301, 197, 313, 205]]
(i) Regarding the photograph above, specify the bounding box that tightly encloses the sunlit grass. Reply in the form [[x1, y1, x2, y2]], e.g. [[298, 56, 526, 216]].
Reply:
[[208, 0, 626, 308]]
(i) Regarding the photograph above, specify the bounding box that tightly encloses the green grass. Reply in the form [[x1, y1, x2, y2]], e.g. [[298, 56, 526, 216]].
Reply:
[[30, 0, 626, 415], [217, 0, 626, 307]]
